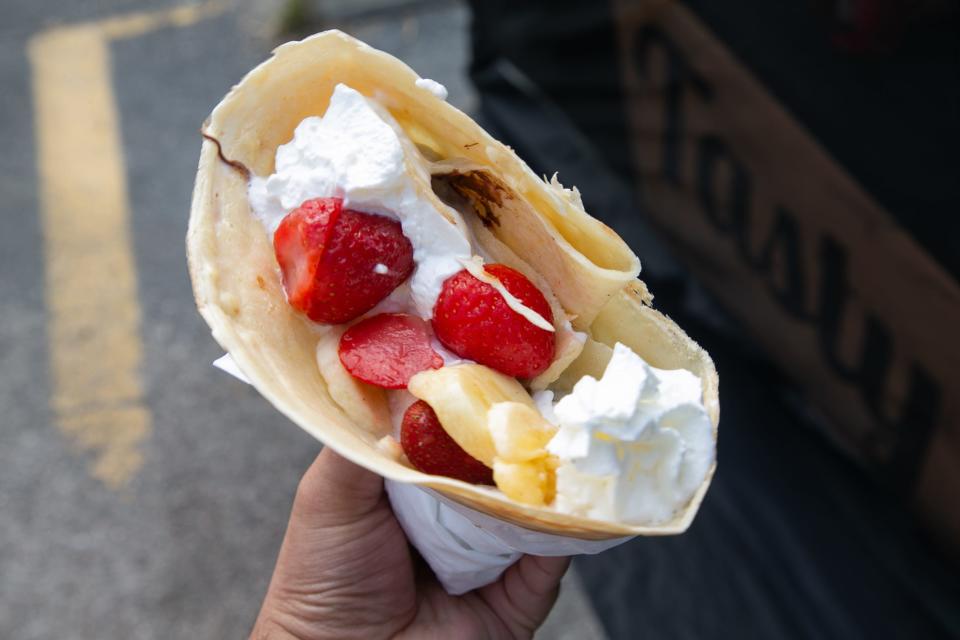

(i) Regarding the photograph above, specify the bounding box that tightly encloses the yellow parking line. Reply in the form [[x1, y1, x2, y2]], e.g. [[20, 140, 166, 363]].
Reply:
[[100, 0, 229, 40], [28, 1, 228, 488]]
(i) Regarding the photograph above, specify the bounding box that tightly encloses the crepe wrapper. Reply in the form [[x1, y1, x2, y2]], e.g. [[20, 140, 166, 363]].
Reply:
[[187, 30, 719, 543]]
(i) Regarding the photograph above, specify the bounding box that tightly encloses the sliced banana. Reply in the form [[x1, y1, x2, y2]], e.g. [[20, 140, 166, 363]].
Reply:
[[494, 459, 556, 507], [376, 435, 404, 462], [487, 402, 555, 462], [529, 327, 586, 391], [407, 363, 534, 466], [551, 337, 614, 393], [488, 401, 559, 506], [316, 327, 391, 436]]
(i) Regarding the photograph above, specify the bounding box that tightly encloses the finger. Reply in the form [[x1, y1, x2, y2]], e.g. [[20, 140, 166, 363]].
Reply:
[[480, 555, 571, 636], [290, 446, 385, 529]]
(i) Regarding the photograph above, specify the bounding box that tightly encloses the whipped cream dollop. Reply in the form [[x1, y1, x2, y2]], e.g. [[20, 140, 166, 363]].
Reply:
[[415, 78, 448, 100], [248, 83, 471, 317], [537, 343, 714, 524]]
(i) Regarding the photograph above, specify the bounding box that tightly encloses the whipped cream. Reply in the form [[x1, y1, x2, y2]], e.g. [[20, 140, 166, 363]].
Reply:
[[248, 83, 471, 318], [538, 343, 713, 524], [415, 78, 448, 100]]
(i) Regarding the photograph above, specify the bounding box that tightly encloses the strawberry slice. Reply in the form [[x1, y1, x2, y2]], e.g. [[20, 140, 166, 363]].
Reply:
[[273, 197, 414, 324], [432, 263, 555, 378], [401, 400, 494, 484], [338, 313, 443, 389]]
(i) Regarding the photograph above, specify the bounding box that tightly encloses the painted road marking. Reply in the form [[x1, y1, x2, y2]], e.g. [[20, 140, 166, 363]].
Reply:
[[28, 1, 228, 488]]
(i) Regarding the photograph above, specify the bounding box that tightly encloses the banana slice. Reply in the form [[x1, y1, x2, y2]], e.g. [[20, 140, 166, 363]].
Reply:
[[316, 327, 391, 435], [494, 459, 556, 507], [488, 402, 558, 506], [407, 363, 534, 465], [551, 337, 614, 393], [487, 402, 555, 462]]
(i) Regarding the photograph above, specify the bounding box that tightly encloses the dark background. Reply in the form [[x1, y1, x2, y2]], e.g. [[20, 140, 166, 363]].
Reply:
[[467, 0, 960, 637]]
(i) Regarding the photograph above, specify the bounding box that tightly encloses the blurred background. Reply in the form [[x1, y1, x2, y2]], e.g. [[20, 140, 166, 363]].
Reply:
[[2, 0, 958, 637]]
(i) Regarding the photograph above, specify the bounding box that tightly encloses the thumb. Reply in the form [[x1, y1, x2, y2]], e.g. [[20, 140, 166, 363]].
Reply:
[[252, 447, 393, 637], [289, 446, 385, 529], [266, 447, 387, 591]]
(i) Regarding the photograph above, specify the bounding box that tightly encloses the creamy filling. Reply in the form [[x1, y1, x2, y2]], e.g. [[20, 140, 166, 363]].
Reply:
[[537, 343, 713, 524]]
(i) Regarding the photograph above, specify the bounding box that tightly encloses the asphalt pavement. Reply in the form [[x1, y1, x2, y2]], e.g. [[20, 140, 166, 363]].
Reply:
[[0, 1, 604, 637]]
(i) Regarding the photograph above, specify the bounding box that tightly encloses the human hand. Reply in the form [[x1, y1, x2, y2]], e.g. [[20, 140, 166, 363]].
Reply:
[[251, 447, 570, 639]]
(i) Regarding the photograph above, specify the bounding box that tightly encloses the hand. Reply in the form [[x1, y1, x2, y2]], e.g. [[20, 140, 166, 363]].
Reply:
[[251, 448, 570, 639]]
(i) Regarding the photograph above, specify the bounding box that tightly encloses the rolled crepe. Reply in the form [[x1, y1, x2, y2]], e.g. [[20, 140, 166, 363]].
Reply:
[[187, 30, 718, 539]]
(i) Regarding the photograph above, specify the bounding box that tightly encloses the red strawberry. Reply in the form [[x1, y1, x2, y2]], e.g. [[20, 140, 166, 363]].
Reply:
[[400, 400, 493, 485], [338, 313, 443, 389], [273, 197, 413, 324], [432, 264, 555, 378]]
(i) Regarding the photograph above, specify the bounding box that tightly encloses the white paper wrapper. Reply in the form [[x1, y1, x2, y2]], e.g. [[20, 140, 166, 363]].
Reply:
[[214, 354, 634, 594], [385, 479, 632, 594], [214, 353, 250, 383]]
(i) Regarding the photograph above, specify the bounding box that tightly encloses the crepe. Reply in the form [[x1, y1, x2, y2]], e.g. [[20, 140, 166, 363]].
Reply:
[[187, 30, 719, 539]]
